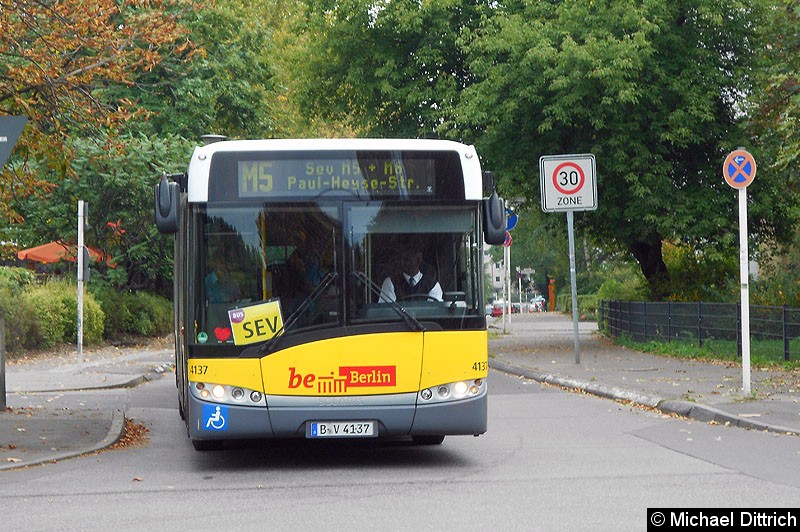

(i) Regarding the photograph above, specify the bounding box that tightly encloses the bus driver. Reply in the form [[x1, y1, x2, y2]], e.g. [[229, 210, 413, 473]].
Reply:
[[378, 248, 443, 303]]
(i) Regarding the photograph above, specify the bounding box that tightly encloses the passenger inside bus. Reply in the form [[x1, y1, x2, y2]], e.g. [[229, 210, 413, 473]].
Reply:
[[204, 251, 240, 303], [279, 227, 338, 326], [203, 251, 241, 342], [282, 240, 321, 314]]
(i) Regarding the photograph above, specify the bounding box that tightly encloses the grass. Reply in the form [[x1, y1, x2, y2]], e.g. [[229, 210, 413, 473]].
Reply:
[[613, 334, 800, 371]]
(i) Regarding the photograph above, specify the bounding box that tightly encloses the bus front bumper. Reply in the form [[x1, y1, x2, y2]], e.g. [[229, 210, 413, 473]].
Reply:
[[186, 390, 487, 441]]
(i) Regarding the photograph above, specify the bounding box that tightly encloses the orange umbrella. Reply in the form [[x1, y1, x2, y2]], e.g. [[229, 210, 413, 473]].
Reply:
[[17, 241, 115, 267]]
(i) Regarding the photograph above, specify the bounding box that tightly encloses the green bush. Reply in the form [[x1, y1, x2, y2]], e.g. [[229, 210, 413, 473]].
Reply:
[[597, 277, 649, 302], [0, 266, 36, 293], [90, 286, 172, 339], [0, 268, 37, 338], [19, 285, 69, 349], [47, 281, 105, 345], [750, 267, 800, 308], [1, 267, 171, 353], [12, 280, 106, 350], [3, 288, 39, 351], [556, 293, 599, 320]]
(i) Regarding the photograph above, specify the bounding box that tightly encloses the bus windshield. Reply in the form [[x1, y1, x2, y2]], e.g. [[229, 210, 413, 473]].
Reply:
[[194, 201, 482, 347], [348, 203, 480, 325]]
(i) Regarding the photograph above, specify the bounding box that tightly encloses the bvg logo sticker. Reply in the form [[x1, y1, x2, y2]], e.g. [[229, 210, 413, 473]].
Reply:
[[288, 366, 397, 393]]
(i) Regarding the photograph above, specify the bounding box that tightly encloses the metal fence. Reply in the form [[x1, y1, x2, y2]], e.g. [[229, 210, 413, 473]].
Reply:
[[599, 300, 800, 361]]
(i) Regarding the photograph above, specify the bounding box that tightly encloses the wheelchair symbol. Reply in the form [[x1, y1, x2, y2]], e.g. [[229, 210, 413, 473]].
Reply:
[[204, 405, 226, 430]]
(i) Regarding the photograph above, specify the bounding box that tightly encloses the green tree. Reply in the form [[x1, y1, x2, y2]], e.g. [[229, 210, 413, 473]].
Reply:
[[292, 1, 798, 301], [456, 0, 797, 300], [0, 0, 192, 228], [296, 0, 486, 136], [9, 134, 193, 292], [102, 0, 279, 140], [747, 0, 800, 301], [4, 1, 291, 293], [750, 0, 800, 177]]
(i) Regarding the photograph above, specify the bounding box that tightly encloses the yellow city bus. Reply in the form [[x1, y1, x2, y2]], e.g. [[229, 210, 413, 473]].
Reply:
[[155, 138, 506, 450]]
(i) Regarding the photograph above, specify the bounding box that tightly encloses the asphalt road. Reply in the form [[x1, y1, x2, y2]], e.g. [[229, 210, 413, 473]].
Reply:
[[2, 368, 798, 532]]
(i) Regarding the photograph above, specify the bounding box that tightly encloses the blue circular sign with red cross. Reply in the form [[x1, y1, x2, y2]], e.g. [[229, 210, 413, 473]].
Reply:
[[723, 149, 757, 189]]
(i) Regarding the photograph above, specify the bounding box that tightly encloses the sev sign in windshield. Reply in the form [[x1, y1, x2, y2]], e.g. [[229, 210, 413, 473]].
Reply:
[[228, 299, 284, 345]]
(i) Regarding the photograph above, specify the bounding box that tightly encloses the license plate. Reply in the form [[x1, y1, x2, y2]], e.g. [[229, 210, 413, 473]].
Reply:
[[307, 421, 376, 438]]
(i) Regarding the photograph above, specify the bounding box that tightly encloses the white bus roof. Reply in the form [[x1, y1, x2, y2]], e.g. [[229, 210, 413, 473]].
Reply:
[[186, 138, 485, 202]]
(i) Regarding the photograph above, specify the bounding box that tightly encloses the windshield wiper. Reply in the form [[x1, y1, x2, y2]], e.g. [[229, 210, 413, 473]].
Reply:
[[257, 271, 338, 356], [352, 271, 425, 332]]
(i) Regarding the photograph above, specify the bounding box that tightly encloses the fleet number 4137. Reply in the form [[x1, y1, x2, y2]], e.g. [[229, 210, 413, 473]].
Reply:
[[189, 364, 208, 375], [472, 361, 487, 371]]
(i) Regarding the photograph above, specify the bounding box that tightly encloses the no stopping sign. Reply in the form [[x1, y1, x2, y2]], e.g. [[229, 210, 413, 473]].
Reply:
[[539, 154, 597, 212]]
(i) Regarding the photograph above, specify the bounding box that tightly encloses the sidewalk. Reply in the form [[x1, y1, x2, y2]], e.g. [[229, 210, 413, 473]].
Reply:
[[2, 314, 798, 470], [1, 343, 174, 471], [489, 312, 800, 435]]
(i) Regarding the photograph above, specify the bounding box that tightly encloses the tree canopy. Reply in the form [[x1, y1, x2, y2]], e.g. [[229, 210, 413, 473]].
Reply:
[[1, 1, 289, 289], [0, 0, 193, 224], [455, 0, 796, 299], [0, 0, 797, 301], [750, 0, 800, 176], [294, 0, 799, 299]]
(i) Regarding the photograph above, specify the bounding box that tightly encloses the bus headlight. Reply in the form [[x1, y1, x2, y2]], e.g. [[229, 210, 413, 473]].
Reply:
[[418, 379, 486, 404], [191, 381, 267, 407], [453, 381, 468, 396]]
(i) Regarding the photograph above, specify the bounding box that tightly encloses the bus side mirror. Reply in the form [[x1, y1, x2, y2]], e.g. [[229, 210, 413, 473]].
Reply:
[[154, 174, 180, 234], [482, 190, 506, 245], [482, 170, 496, 195]]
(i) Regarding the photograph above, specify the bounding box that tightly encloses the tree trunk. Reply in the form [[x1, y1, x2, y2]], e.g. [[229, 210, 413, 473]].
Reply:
[[629, 234, 670, 300]]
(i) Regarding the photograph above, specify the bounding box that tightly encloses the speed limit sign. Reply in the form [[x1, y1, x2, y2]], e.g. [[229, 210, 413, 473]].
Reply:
[[539, 154, 597, 212]]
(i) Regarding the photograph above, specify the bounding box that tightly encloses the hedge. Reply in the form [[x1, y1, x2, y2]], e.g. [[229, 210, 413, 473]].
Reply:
[[0, 267, 172, 353]]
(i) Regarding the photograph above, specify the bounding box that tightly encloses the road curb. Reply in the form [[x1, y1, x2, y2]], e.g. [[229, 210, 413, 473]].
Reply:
[[88, 409, 126, 454], [490, 358, 799, 437], [491, 358, 662, 408], [0, 409, 126, 471], [657, 400, 800, 436]]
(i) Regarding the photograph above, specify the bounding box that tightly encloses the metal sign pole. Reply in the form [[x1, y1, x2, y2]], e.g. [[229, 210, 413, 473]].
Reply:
[[1, 314, 6, 409], [506, 243, 512, 324], [738, 189, 751, 394], [0, 116, 26, 407], [567, 211, 581, 364], [503, 243, 510, 333], [539, 153, 597, 365], [722, 148, 756, 395], [77, 200, 85, 362]]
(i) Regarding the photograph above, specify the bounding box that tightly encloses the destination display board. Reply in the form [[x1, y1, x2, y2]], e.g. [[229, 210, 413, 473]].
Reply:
[[207, 150, 466, 201]]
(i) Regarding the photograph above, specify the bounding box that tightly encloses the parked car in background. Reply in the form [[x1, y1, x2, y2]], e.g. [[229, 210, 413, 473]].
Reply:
[[491, 303, 504, 317], [530, 295, 546, 312]]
